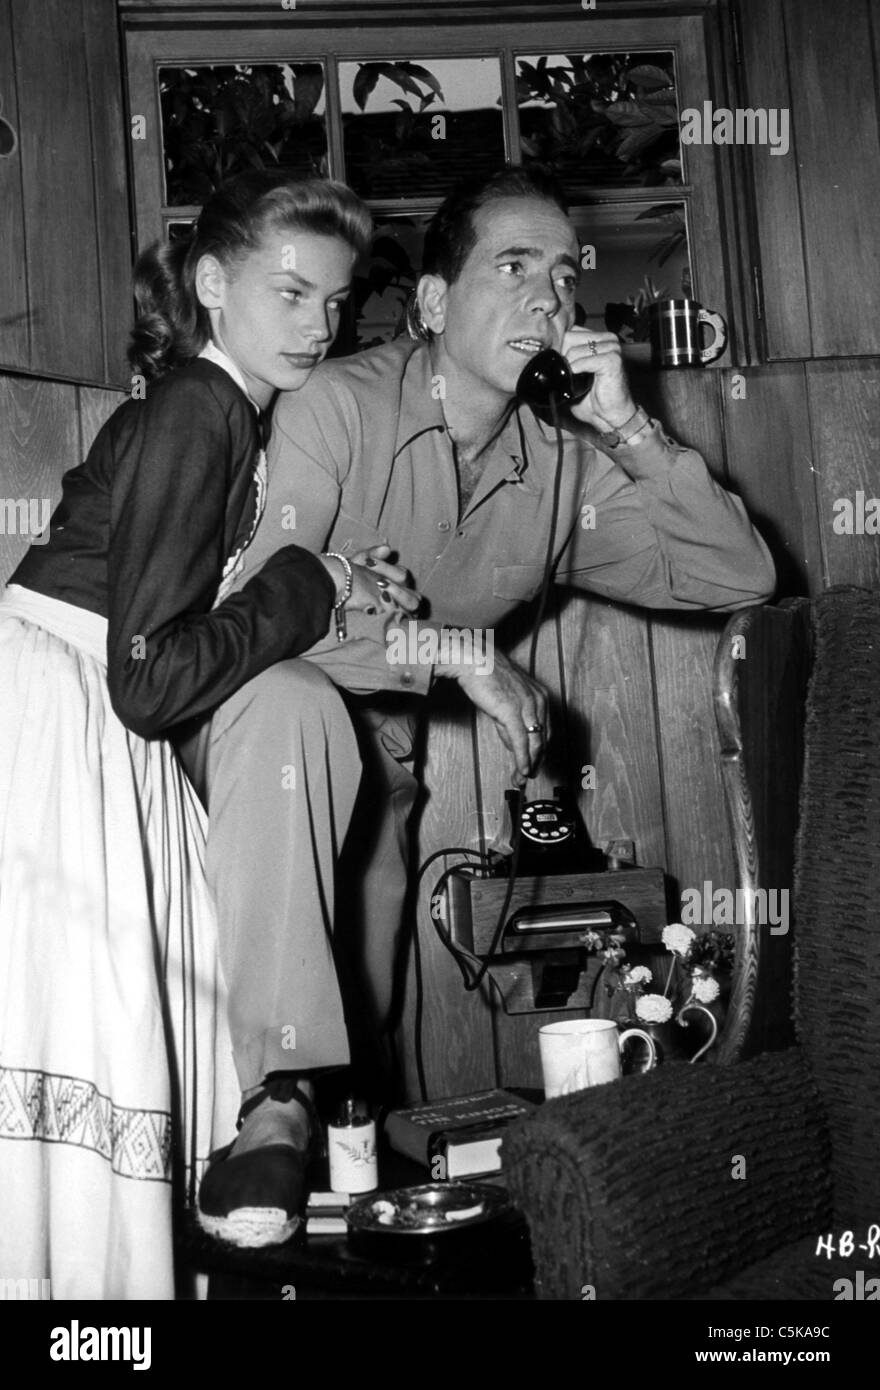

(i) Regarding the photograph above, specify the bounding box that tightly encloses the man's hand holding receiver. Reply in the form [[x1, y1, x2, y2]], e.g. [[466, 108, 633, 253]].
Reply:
[[561, 326, 645, 438]]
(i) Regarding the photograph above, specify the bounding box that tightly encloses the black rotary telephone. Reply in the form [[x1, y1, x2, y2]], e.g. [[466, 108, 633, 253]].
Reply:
[[515, 347, 593, 410], [490, 787, 606, 879]]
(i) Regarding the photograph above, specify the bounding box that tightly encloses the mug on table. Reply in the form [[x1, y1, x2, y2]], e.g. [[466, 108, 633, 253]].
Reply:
[[538, 1017, 657, 1099]]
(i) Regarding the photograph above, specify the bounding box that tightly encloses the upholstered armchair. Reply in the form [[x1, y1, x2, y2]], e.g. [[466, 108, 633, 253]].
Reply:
[[502, 587, 880, 1300]]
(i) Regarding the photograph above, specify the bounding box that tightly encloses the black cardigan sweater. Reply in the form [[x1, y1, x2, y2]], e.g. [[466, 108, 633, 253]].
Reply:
[[11, 360, 335, 738]]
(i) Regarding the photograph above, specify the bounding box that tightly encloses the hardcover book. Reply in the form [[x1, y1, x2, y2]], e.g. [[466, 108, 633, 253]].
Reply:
[[383, 1089, 536, 1179]]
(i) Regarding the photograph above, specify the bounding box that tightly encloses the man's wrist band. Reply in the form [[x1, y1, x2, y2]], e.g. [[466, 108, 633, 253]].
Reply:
[[322, 551, 353, 643], [597, 406, 652, 449]]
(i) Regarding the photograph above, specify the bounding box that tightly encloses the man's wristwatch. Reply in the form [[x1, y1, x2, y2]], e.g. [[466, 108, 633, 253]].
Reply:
[[596, 406, 652, 449]]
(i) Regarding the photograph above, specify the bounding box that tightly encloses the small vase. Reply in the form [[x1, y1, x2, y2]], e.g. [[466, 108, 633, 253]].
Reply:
[[619, 1006, 718, 1069], [616, 1017, 685, 1071], [640, 1019, 692, 1066]]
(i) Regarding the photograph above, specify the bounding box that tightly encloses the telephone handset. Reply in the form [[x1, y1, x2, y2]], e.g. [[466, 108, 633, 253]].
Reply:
[[515, 347, 594, 411]]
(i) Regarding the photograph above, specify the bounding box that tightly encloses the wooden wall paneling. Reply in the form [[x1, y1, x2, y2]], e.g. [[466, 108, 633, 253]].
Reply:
[[673, 13, 738, 368], [720, 364, 823, 597], [642, 365, 727, 475], [83, 0, 134, 386], [399, 689, 497, 1104], [638, 368, 734, 913], [806, 359, 880, 588], [735, 0, 811, 360], [783, 0, 880, 357], [12, 0, 103, 381], [474, 598, 572, 1090], [701, 0, 761, 366], [0, 0, 29, 370], [494, 1003, 581, 1094], [0, 374, 80, 583], [78, 385, 127, 457], [651, 614, 733, 916], [558, 592, 666, 871]]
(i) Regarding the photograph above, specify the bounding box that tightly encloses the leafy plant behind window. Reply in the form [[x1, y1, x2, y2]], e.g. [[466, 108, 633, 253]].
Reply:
[[344, 61, 444, 192], [160, 64, 328, 205], [517, 53, 681, 189]]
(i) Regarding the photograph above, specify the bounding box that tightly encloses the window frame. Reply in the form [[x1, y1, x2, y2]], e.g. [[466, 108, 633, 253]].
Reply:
[[124, 9, 751, 364]]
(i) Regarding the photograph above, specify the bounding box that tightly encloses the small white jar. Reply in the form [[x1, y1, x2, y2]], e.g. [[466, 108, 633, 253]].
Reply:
[[327, 1098, 378, 1194]]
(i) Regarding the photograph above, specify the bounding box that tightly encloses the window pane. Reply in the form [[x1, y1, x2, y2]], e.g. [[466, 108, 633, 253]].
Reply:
[[570, 202, 691, 340], [166, 218, 196, 242], [349, 214, 431, 350], [339, 58, 504, 200], [159, 63, 328, 206], [517, 52, 681, 195]]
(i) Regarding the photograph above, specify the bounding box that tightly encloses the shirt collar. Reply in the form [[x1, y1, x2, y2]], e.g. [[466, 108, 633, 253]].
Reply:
[[393, 342, 448, 457], [393, 342, 543, 495]]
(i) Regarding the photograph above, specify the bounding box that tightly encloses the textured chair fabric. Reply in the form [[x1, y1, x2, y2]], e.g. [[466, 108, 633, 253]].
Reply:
[[792, 588, 880, 1225], [502, 1049, 831, 1301], [502, 587, 880, 1300]]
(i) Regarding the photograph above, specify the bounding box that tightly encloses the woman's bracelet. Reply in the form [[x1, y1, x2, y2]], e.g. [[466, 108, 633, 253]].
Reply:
[[322, 551, 354, 643]]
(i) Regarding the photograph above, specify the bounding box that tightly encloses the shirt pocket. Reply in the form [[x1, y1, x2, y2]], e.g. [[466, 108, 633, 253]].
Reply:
[[492, 562, 546, 602]]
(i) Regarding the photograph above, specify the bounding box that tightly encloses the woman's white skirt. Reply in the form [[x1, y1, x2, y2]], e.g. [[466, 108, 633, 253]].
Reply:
[[0, 585, 239, 1299]]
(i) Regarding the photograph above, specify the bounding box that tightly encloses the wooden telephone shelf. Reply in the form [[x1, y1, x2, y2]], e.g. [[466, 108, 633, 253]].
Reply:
[[447, 866, 668, 959]]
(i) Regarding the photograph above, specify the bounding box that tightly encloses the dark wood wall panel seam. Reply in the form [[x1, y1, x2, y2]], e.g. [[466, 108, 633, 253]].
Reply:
[[778, 0, 815, 358], [798, 360, 828, 591], [807, 362, 837, 591], [6, 0, 31, 369], [74, 384, 85, 467], [646, 615, 673, 879], [81, 0, 110, 385], [869, 0, 880, 162]]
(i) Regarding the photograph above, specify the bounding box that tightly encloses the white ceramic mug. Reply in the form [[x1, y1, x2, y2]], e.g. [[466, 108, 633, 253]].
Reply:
[[539, 1018, 657, 1098]]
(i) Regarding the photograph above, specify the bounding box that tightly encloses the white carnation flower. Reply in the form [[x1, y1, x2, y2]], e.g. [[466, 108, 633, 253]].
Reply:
[[635, 993, 674, 1024], [692, 975, 720, 1004], [624, 965, 653, 987], [662, 922, 697, 956]]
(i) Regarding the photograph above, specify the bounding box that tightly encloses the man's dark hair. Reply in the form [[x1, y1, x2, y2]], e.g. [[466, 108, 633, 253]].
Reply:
[[421, 165, 569, 285]]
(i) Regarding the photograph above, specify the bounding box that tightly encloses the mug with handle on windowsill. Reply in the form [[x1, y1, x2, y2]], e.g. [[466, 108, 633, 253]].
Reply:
[[648, 297, 728, 367]]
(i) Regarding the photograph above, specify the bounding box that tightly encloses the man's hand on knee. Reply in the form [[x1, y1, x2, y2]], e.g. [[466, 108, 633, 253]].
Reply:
[[445, 650, 549, 787]]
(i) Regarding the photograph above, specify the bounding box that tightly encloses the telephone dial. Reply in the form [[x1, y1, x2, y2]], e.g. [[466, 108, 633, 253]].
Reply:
[[490, 787, 606, 879]]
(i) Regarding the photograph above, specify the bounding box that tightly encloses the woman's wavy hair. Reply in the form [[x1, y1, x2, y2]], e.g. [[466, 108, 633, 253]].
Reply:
[[128, 171, 372, 380]]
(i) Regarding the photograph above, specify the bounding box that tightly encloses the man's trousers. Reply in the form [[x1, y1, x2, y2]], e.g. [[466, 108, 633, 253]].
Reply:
[[175, 658, 419, 1093]]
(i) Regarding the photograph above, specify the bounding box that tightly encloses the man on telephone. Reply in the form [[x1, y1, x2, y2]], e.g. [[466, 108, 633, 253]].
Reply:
[[187, 165, 775, 1241]]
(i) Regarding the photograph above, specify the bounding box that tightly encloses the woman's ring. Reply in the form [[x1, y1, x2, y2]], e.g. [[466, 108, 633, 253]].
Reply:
[[526, 722, 544, 734], [587, 340, 599, 356]]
